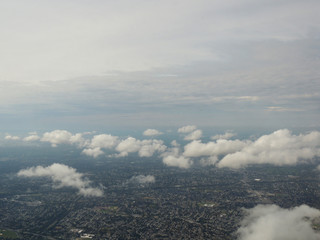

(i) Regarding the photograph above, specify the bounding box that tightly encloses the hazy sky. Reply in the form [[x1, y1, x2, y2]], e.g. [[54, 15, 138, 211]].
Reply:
[[1, 0, 320, 133]]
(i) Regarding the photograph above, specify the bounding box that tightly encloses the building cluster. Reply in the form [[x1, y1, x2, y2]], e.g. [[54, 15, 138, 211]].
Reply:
[[0, 161, 319, 239]]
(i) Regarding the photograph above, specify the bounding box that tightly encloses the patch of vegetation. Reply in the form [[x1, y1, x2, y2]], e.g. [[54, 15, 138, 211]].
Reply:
[[0, 229, 19, 239]]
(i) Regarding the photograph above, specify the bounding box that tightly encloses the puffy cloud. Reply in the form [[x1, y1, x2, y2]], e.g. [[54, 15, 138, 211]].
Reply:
[[171, 140, 180, 147], [23, 134, 40, 142], [89, 134, 119, 149], [199, 156, 219, 166], [162, 145, 193, 169], [41, 130, 87, 147], [116, 137, 142, 156], [163, 155, 193, 169], [82, 147, 104, 158], [178, 125, 197, 133], [237, 204, 320, 240], [211, 131, 236, 140], [143, 129, 163, 136], [218, 129, 320, 169], [181, 129, 320, 169], [17, 163, 103, 197], [183, 139, 248, 158], [116, 137, 166, 157], [41, 130, 73, 147], [317, 165, 320, 171], [184, 129, 203, 141], [69, 133, 88, 147], [129, 175, 155, 185], [5, 135, 20, 140], [80, 134, 119, 157]]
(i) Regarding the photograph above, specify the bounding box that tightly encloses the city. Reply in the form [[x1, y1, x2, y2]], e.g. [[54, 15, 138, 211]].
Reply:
[[0, 147, 319, 239]]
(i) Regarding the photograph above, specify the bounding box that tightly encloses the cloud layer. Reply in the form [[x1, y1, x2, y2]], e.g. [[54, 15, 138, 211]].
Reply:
[[0, 1, 319, 131], [237, 204, 320, 240], [5, 128, 320, 170], [17, 163, 103, 197]]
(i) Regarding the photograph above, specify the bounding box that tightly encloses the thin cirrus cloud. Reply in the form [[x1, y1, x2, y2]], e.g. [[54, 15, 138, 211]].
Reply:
[[17, 163, 103, 197], [237, 204, 320, 240], [0, 1, 319, 130], [1, 0, 319, 83]]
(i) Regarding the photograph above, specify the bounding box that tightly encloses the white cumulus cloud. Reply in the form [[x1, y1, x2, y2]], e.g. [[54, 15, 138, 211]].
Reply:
[[41, 130, 87, 147], [237, 204, 320, 240], [211, 131, 236, 140], [178, 125, 197, 133], [217, 129, 320, 169], [116, 137, 166, 157], [81, 134, 119, 157], [183, 139, 248, 158], [89, 134, 119, 149], [163, 155, 193, 169], [82, 147, 104, 158], [23, 134, 40, 142], [184, 129, 203, 141], [41, 130, 73, 147], [143, 129, 162, 136], [17, 163, 103, 197], [5, 135, 20, 140], [162, 145, 193, 169]]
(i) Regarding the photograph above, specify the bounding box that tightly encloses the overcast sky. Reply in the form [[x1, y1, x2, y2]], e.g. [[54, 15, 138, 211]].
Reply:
[[1, 0, 319, 133]]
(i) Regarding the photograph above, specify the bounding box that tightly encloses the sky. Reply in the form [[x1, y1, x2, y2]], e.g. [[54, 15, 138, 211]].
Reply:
[[1, 0, 320, 133]]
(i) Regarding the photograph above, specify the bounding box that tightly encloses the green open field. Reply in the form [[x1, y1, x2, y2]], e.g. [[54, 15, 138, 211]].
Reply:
[[0, 229, 18, 239]]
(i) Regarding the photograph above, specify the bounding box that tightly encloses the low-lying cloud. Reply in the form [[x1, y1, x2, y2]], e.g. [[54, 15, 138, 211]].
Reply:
[[162, 143, 193, 169], [41, 130, 87, 147], [129, 175, 155, 185], [237, 204, 320, 240], [5, 128, 320, 170], [177, 125, 197, 133], [5, 135, 20, 140], [23, 134, 40, 142], [143, 129, 162, 137], [163, 155, 193, 169], [177, 125, 202, 141], [218, 129, 320, 168], [115, 137, 166, 157], [211, 131, 236, 140], [183, 139, 248, 158], [184, 129, 203, 141], [17, 163, 103, 197]]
